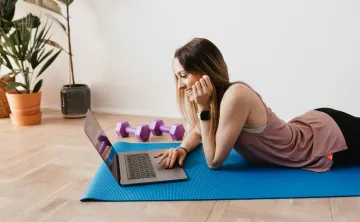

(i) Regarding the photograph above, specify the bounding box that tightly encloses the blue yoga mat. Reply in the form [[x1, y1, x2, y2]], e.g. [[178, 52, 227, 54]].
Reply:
[[81, 142, 360, 202]]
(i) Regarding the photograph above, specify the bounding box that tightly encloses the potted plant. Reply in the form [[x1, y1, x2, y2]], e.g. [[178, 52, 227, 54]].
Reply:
[[24, 0, 91, 118], [0, 0, 41, 118], [0, 16, 62, 125]]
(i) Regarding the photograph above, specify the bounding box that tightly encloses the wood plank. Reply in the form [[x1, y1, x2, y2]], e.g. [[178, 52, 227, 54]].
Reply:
[[330, 197, 360, 222]]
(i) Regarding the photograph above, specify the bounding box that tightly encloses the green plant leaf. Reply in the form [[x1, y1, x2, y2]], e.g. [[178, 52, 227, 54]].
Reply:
[[0, 29, 21, 67], [5, 81, 27, 91], [37, 48, 45, 63], [10, 26, 26, 62], [23, 0, 63, 17], [45, 12, 66, 32], [33, 79, 42, 92], [0, 0, 17, 21], [34, 20, 52, 51], [18, 20, 32, 61], [36, 48, 62, 78], [32, 22, 47, 50], [0, 0, 17, 33], [2, 53, 13, 69], [0, 19, 34, 63], [43, 39, 65, 51], [30, 49, 40, 69], [58, 0, 74, 6], [37, 48, 54, 66], [0, 45, 14, 65], [12, 13, 40, 29]]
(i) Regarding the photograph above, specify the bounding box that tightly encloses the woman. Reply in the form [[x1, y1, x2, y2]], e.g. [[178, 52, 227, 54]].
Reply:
[[154, 38, 360, 172]]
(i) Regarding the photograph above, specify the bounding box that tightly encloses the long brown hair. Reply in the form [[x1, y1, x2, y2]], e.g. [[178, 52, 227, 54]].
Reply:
[[174, 38, 234, 138]]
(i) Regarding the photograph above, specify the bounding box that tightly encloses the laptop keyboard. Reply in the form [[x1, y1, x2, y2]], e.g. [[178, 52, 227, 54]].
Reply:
[[124, 153, 156, 180]]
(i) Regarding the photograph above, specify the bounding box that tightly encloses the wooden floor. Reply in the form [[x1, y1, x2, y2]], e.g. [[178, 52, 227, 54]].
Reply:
[[1, 109, 359, 222]]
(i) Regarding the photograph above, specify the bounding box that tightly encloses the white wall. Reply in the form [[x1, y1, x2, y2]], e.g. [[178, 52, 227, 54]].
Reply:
[[9, 0, 360, 121]]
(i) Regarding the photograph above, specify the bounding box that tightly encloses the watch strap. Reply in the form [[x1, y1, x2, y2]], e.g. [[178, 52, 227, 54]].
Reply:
[[177, 146, 188, 154]]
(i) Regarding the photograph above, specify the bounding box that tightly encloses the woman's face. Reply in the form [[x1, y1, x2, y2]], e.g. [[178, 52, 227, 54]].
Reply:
[[173, 58, 202, 102]]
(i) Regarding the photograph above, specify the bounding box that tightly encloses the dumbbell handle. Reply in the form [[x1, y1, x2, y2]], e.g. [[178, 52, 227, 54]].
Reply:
[[159, 125, 171, 133], [125, 126, 136, 134], [98, 141, 107, 155]]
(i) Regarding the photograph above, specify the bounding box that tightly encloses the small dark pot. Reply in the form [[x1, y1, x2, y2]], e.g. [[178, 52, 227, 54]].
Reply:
[[61, 84, 91, 118]]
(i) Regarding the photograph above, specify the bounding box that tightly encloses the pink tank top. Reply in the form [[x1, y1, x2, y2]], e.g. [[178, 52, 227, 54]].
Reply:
[[235, 103, 348, 172]]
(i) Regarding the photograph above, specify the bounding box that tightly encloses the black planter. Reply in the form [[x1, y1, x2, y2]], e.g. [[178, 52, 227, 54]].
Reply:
[[61, 84, 91, 118]]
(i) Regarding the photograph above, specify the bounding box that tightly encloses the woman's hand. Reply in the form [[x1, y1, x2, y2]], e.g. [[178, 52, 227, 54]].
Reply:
[[154, 147, 187, 168], [192, 75, 213, 110]]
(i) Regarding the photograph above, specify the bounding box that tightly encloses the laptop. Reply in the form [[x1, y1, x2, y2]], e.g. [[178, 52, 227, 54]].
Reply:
[[84, 109, 188, 186]]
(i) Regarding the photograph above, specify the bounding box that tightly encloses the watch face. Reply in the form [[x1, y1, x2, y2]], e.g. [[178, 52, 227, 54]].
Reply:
[[200, 111, 211, 120]]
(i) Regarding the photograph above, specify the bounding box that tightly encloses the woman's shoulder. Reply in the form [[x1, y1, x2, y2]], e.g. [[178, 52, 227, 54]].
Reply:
[[222, 82, 255, 102], [220, 82, 254, 109], [221, 82, 268, 128]]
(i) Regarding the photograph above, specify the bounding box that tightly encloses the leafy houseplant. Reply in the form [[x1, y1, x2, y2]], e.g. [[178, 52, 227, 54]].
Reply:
[[0, 0, 40, 118], [0, 16, 62, 125], [24, 0, 91, 118]]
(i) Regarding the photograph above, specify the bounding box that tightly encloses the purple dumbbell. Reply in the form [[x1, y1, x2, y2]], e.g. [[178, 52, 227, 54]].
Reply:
[[97, 141, 107, 155], [98, 132, 111, 145], [115, 121, 151, 142], [97, 132, 111, 154], [150, 120, 185, 141]]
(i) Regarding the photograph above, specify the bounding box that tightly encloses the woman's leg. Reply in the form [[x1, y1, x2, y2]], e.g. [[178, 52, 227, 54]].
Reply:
[[315, 107, 360, 167]]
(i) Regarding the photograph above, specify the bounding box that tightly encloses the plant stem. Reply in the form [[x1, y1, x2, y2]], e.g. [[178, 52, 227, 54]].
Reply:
[[66, 0, 75, 86], [20, 60, 29, 93]]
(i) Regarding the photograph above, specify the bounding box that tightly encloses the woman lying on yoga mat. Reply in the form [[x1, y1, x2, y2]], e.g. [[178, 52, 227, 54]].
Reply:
[[154, 37, 360, 173]]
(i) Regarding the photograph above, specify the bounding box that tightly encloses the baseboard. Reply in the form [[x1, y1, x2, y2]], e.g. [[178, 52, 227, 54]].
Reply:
[[41, 104, 60, 110], [40, 104, 182, 119]]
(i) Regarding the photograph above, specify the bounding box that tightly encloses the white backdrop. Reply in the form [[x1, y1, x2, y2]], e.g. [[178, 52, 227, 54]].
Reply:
[[8, 0, 360, 121]]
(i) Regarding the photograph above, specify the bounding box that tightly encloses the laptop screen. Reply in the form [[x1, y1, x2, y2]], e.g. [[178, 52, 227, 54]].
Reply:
[[84, 109, 120, 183]]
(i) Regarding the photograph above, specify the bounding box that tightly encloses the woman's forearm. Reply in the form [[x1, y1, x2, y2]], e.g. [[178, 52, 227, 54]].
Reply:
[[179, 128, 202, 152], [199, 116, 217, 168]]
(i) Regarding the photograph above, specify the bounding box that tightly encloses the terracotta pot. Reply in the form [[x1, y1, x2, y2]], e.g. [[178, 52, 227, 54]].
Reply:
[[5, 90, 42, 126], [9, 112, 42, 126]]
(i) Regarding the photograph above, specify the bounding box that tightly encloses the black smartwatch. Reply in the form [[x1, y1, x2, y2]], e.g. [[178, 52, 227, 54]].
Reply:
[[198, 111, 211, 120]]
